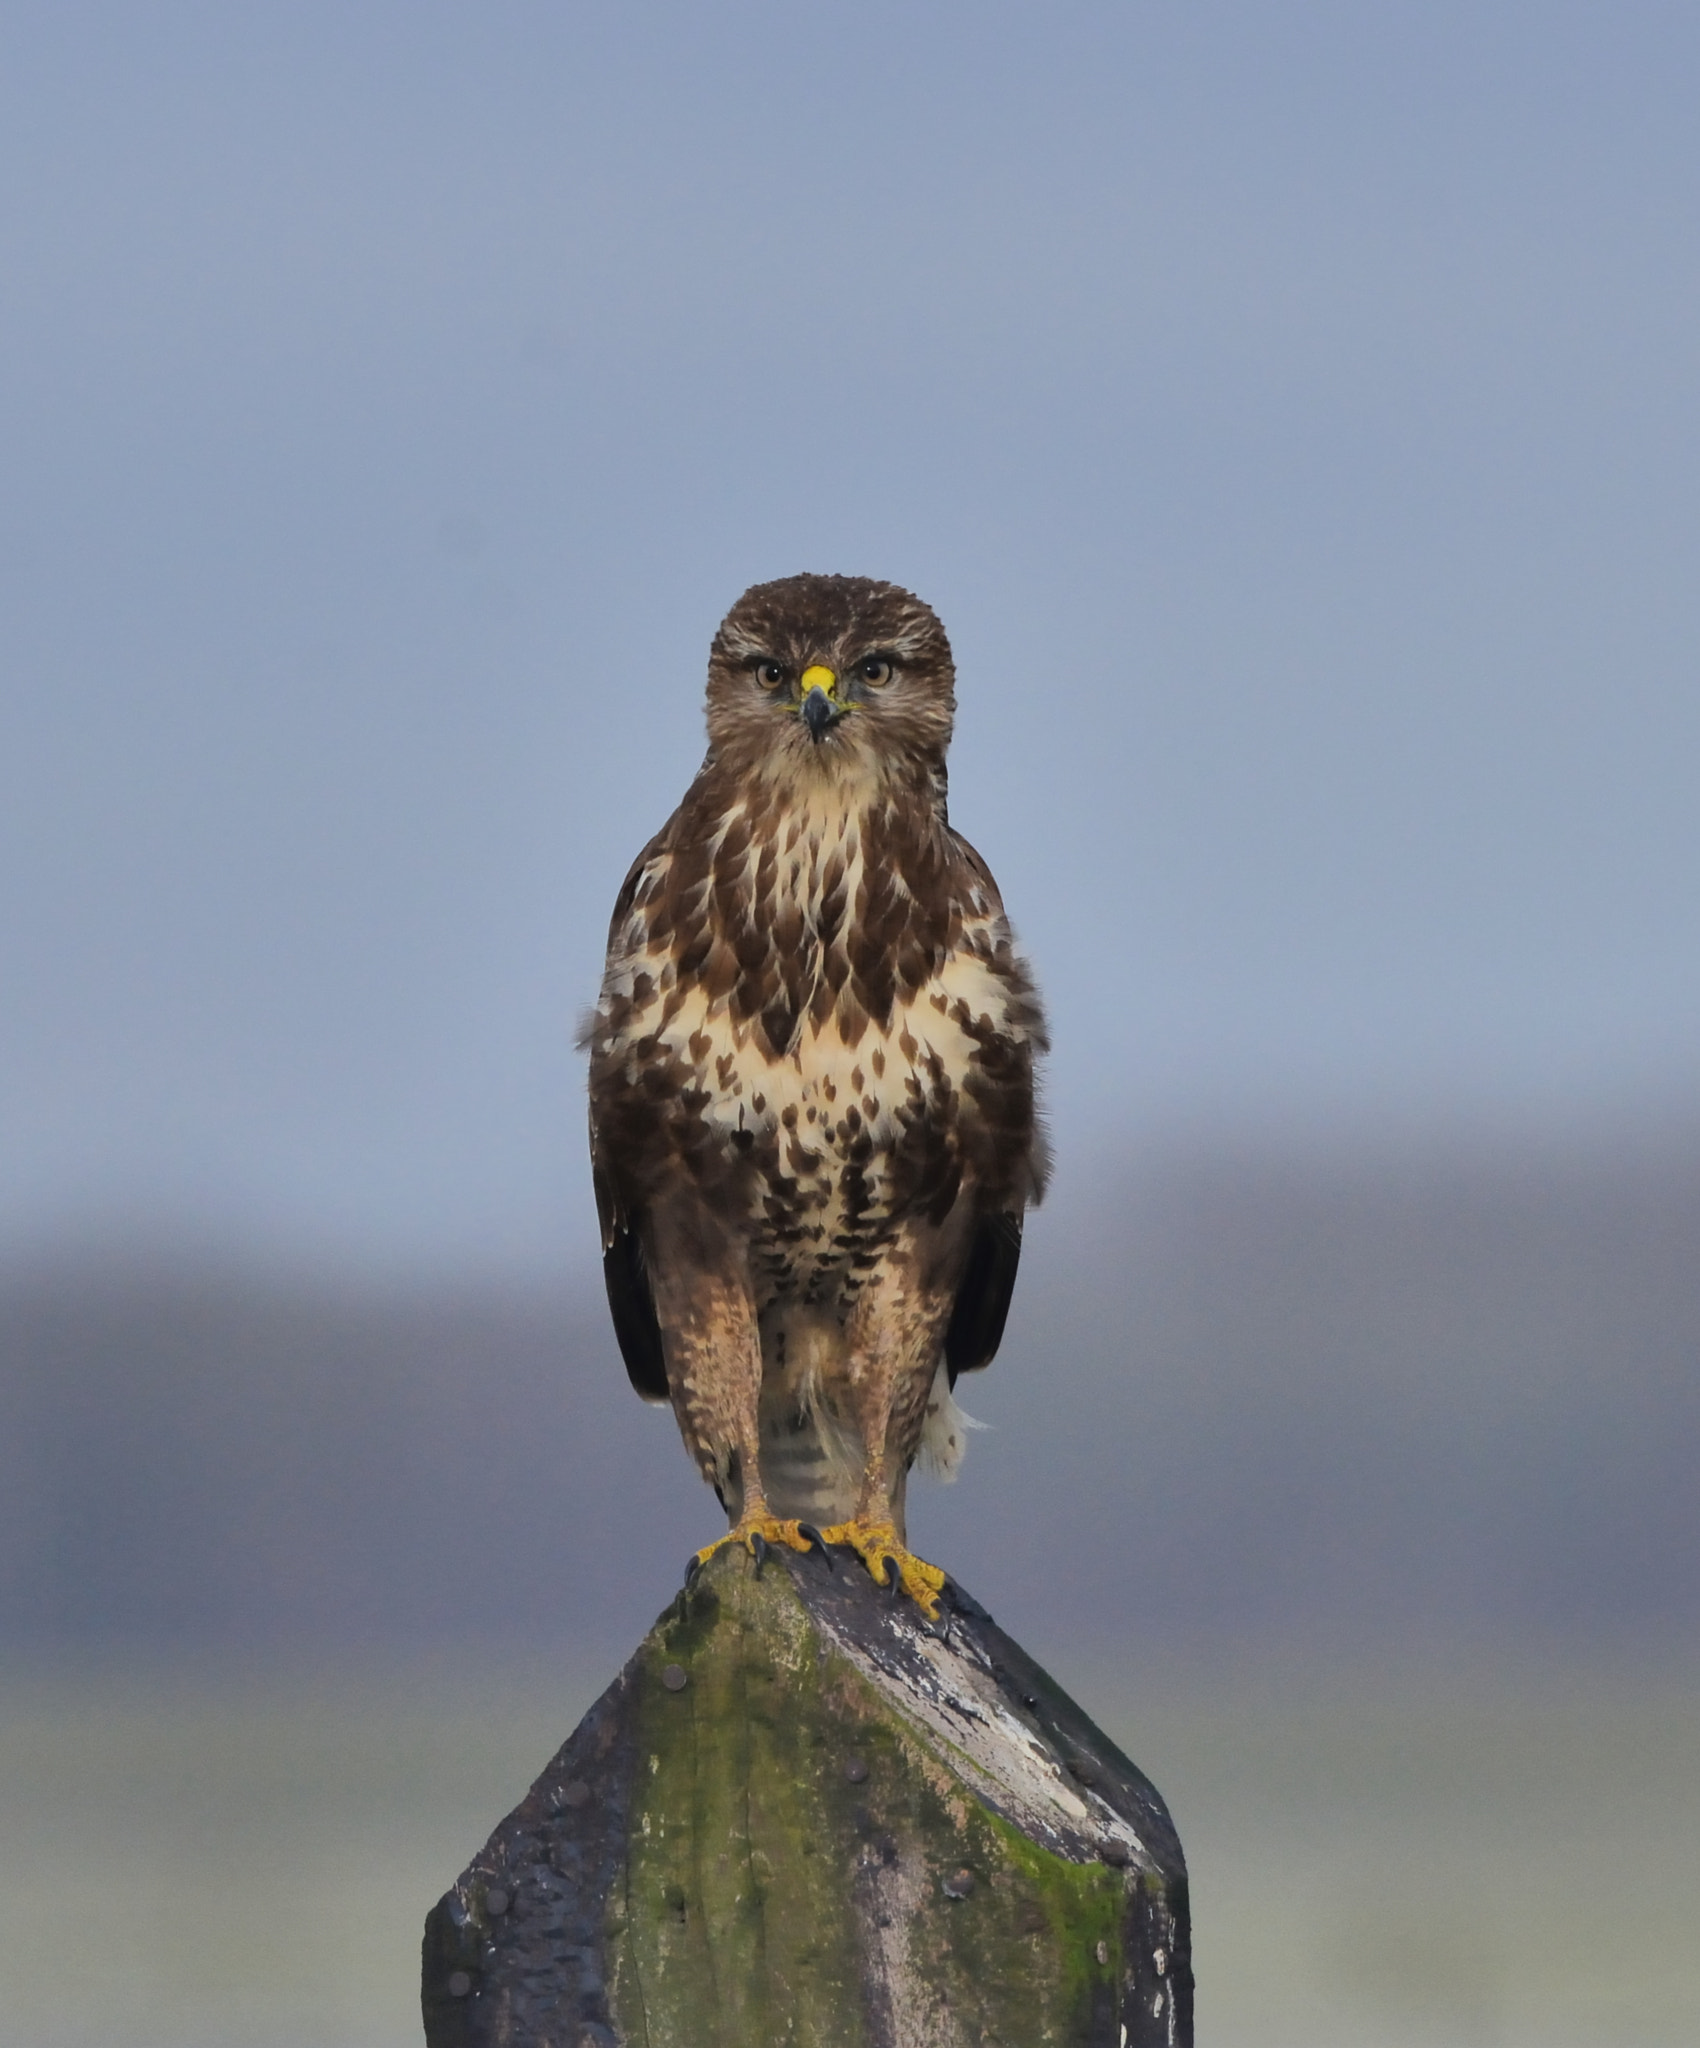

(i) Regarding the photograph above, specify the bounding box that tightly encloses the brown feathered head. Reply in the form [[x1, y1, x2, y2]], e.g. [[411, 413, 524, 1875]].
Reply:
[[704, 574, 956, 794]]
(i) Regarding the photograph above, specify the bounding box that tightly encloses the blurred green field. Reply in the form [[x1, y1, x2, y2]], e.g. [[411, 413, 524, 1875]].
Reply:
[[3, 1648, 1696, 2048]]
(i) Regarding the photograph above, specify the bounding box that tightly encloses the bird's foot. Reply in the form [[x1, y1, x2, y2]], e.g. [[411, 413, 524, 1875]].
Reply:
[[815, 1520, 947, 1620], [689, 1515, 824, 1583]]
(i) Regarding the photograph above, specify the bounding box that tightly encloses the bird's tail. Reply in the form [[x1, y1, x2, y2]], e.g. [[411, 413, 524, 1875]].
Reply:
[[751, 1397, 863, 1527], [737, 1358, 979, 1530]]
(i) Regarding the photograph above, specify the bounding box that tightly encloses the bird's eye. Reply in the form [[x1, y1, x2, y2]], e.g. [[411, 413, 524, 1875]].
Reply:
[[754, 661, 787, 690], [858, 657, 893, 686]]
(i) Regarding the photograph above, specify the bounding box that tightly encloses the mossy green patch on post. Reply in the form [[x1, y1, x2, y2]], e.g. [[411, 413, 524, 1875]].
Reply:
[[606, 1552, 1136, 2048], [613, 1564, 863, 2043]]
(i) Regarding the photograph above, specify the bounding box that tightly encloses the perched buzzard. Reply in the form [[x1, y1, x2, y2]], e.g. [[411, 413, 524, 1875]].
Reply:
[[583, 574, 1047, 1613]]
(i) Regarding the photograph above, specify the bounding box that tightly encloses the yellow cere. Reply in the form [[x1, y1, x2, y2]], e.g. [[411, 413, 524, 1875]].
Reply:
[[798, 664, 838, 699]]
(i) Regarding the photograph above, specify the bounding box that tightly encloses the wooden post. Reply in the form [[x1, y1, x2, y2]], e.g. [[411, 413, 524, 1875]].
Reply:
[[422, 1545, 1191, 2047]]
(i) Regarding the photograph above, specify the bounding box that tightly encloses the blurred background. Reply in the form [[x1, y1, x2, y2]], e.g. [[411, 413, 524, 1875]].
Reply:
[[2, 4, 1697, 2044]]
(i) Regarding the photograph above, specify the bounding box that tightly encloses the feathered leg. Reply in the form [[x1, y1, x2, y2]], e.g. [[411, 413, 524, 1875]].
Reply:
[[645, 1250, 819, 1573], [818, 1253, 952, 1617]]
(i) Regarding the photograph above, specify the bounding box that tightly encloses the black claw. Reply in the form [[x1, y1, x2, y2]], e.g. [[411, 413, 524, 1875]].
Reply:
[[684, 1555, 702, 1590], [750, 1530, 769, 1576], [797, 1523, 833, 1567]]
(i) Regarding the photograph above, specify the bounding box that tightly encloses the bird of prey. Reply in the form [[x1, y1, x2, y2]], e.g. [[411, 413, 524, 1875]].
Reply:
[[583, 574, 1047, 1614]]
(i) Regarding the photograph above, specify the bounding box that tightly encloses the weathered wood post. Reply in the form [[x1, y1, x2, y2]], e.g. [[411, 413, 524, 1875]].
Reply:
[[422, 1544, 1191, 2047]]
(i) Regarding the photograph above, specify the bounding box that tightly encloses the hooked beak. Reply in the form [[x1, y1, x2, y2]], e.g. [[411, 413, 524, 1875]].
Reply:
[[798, 664, 847, 743]]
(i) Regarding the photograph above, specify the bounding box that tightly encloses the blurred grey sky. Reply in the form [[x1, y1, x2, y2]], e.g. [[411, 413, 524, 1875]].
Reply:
[[3, 2, 1698, 1272]]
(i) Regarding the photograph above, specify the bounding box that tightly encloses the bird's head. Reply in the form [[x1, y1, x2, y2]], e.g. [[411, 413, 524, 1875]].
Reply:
[[704, 574, 956, 796]]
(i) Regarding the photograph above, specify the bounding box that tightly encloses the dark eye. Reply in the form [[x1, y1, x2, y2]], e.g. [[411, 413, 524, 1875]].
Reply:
[[858, 657, 892, 686], [754, 661, 787, 690]]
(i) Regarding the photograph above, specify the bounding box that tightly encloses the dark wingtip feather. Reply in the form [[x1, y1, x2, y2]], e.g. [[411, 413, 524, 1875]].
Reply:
[[944, 1210, 1024, 1382], [603, 1225, 670, 1401]]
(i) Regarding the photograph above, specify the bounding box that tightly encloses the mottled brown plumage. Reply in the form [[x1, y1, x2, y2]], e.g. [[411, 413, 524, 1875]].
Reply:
[[584, 574, 1047, 1607]]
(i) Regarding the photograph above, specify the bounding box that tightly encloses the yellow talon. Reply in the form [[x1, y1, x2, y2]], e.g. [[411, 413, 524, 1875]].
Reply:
[[694, 1515, 820, 1570], [816, 1520, 948, 1620]]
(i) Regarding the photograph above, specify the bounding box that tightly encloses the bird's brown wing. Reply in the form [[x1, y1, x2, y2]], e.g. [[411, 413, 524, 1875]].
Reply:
[[936, 829, 1043, 1386], [583, 815, 681, 1403]]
